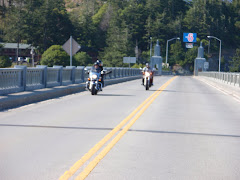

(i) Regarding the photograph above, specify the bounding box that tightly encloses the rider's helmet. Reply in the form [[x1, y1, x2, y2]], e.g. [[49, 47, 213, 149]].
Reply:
[[146, 63, 150, 68], [97, 59, 103, 66]]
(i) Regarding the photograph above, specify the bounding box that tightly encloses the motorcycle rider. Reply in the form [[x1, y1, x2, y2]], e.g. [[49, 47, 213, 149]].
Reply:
[[88, 61, 103, 91], [93, 60, 105, 87], [92, 61, 102, 72], [142, 63, 154, 86], [96, 59, 103, 72]]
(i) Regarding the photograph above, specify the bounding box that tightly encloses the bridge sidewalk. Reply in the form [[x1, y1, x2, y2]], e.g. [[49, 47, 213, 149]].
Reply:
[[194, 76, 240, 101]]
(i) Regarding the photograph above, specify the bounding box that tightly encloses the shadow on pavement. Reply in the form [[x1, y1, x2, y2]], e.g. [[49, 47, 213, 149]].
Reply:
[[1, 123, 239, 138], [97, 94, 135, 97], [0, 124, 114, 131], [128, 129, 240, 138]]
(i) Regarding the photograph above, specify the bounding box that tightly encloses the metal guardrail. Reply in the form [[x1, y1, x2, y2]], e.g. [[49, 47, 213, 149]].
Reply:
[[198, 71, 240, 87], [0, 65, 142, 95], [0, 68, 23, 94]]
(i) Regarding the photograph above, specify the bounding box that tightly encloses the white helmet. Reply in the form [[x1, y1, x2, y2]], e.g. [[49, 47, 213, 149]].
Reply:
[[97, 60, 103, 66]]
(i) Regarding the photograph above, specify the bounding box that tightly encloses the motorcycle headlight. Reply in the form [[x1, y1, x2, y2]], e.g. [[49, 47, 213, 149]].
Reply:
[[145, 72, 150, 77], [91, 74, 98, 79]]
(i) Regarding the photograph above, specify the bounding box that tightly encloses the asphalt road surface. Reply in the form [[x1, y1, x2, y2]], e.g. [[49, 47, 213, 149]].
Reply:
[[0, 76, 239, 180]]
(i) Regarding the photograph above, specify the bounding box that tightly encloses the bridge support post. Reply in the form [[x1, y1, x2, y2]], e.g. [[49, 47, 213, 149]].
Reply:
[[53, 66, 63, 86], [66, 66, 76, 84], [36, 65, 47, 88], [14, 65, 27, 91]]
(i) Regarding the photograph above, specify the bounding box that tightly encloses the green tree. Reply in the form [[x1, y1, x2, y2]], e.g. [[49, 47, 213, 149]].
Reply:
[[21, 0, 44, 48], [131, 63, 143, 69], [2, 0, 26, 59], [229, 48, 240, 72], [73, 52, 92, 66], [40, 0, 74, 51], [92, 3, 108, 25], [169, 41, 184, 66], [183, 46, 198, 72], [1, 0, 73, 53], [0, 56, 12, 68], [120, 2, 147, 51], [232, 0, 240, 46], [40, 45, 69, 67], [101, 8, 132, 67]]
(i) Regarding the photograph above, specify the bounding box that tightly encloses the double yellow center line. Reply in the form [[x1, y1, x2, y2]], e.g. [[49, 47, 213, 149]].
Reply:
[[59, 76, 177, 180]]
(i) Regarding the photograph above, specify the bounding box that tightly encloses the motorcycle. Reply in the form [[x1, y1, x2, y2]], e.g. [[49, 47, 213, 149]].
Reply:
[[142, 71, 153, 90], [85, 69, 111, 95], [86, 69, 103, 95]]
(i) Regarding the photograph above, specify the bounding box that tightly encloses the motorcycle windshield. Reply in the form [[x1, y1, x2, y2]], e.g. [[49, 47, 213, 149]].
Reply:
[[89, 71, 100, 78]]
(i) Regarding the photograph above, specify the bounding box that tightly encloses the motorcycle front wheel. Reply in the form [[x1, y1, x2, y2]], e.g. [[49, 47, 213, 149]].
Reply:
[[146, 79, 149, 90], [91, 84, 96, 95]]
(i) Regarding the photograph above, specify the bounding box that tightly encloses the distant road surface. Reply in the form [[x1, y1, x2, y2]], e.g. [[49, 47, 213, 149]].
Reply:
[[0, 76, 239, 180]]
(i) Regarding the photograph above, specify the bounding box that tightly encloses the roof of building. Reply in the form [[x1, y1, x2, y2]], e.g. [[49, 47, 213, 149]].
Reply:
[[0, 43, 33, 49]]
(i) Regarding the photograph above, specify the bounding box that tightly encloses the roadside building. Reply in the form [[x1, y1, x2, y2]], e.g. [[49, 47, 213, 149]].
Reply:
[[0, 42, 36, 62]]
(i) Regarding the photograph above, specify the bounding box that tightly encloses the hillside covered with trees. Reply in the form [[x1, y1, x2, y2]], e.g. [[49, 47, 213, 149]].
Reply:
[[0, 0, 240, 71]]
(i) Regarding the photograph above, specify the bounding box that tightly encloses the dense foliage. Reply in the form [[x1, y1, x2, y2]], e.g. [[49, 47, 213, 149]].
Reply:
[[0, 0, 240, 71], [0, 55, 12, 68], [40, 45, 69, 66], [73, 52, 92, 66], [229, 48, 240, 72]]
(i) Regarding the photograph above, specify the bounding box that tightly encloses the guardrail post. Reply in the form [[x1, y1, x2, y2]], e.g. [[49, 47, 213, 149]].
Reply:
[[119, 68, 122, 77], [66, 66, 76, 84], [234, 74, 236, 86], [239, 74, 240, 87], [112, 67, 116, 78], [109, 67, 113, 79], [76, 66, 85, 82], [36, 65, 47, 88], [227, 73, 228, 84], [14, 65, 26, 91], [53, 65, 63, 86], [117, 68, 119, 77]]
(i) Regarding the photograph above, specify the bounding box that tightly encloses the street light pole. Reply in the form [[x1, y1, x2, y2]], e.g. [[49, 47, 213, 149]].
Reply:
[[150, 37, 152, 59], [165, 40, 169, 65], [165, 37, 180, 65], [207, 36, 221, 72], [30, 47, 35, 67]]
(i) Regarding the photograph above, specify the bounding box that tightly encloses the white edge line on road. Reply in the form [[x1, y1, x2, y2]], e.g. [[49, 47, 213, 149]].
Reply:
[[195, 77, 240, 103]]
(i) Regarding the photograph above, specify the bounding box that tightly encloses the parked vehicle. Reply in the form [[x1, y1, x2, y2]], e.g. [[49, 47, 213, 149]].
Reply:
[[18, 57, 23, 62]]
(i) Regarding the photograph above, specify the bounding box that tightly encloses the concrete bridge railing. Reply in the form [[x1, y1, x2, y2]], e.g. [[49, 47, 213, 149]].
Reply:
[[198, 71, 240, 87], [0, 65, 142, 95]]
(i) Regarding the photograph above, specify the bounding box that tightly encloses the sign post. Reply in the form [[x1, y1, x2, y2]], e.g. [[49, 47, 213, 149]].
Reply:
[[70, 36, 72, 66], [62, 36, 81, 66]]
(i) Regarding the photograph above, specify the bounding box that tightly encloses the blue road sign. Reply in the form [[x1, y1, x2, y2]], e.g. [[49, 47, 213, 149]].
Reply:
[[183, 33, 197, 43]]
